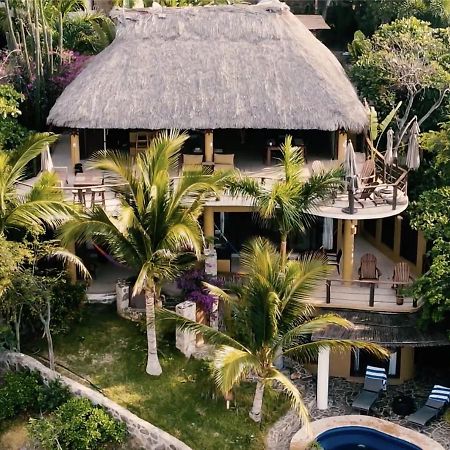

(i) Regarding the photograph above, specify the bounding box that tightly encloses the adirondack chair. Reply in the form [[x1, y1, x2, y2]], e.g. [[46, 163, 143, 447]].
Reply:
[[392, 262, 413, 290], [358, 253, 381, 280], [355, 184, 384, 207], [359, 159, 375, 185]]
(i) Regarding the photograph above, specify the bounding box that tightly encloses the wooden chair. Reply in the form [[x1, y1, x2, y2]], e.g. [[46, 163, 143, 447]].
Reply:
[[355, 184, 384, 207], [359, 159, 375, 185], [327, 249, 342, 274], [358, 253, 381, 280], [392, 262, 413, 290], [311, 160, 325, 174]]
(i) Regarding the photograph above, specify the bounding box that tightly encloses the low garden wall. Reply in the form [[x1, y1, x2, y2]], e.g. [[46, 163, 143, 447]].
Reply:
[[0, 351, 192, 450]]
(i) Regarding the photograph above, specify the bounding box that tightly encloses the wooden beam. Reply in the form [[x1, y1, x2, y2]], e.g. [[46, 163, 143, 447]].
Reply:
[[204, 130, 213, 162]]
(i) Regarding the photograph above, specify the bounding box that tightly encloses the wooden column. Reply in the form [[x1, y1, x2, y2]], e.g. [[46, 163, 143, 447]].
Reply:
[[204, 130, 214, 162], [394, 216, 402, 257], [70, 131, 80, 168], [203, 207, 214, 240], [416, 231, 427, 274], [342, 219, 356, 282], [336, 219, 343, 251], [337, 130, 347, 162]]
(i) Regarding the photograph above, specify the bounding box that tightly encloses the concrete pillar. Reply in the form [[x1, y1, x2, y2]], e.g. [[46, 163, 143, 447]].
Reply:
[[116, 279, 130, 315], [342, 220, 356, 281], [175, 301, 196, 357], [70, 131, 80, 168], [337, 131, 347, 162], [203, 207, 214, 240], [204, 130, 214, 162], [317, 346, 330, 410], [204, 246, 217, 277]]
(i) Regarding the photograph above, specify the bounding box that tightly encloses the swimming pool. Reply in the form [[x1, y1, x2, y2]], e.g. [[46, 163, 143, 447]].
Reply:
[[317, 426, 422, 450]]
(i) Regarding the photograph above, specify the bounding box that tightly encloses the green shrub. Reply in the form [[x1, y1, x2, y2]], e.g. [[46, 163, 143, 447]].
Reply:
[[29, 397, 127, 450], [0, 370, 70, 421]]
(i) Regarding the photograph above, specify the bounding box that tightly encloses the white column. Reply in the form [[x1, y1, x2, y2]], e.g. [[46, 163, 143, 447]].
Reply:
[[175, 301, 196, 358], [317, 346, 330, 410]]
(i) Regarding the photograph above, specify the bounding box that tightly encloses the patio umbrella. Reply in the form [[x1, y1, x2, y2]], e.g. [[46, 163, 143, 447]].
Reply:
[[40, 145, 54, 172], [322, 217, 333, 250], [344, 139, 358, 190], [406, 120, 420, 170], [384, 128, 394, 166]]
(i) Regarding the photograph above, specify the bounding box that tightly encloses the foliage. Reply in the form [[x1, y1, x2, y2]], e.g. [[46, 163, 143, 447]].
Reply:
[[350, 18, 450, 142], [177, 268, 223, 318], [28, 397, 127, 450], [227, 136, 342, 260], [59, 130, 231, 375], [0, 370, 69, 422], [160, 238, 388, 424], [0, 236, 30, 297], [62, 12, 115, 55], [0, 84, 23, 118], [0, 132, 75, 236]]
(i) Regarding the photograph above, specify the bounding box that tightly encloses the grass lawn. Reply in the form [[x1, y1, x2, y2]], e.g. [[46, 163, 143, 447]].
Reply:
[[38, 305, 288, 450]]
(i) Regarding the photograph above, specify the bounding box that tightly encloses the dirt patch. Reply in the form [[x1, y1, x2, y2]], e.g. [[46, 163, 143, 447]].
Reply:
[[0, 419, 32, 450]]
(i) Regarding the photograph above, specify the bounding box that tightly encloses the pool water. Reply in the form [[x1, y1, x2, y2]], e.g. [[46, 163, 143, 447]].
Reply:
[[317, 426, 422, 450]]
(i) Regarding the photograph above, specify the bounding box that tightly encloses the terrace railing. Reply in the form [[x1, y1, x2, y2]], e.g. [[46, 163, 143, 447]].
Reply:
[[324, 278, 416, 308]]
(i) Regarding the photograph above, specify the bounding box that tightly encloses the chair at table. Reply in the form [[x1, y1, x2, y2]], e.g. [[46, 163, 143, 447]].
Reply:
[[213, 153, 235, 171], [358, 253, 381, 281]]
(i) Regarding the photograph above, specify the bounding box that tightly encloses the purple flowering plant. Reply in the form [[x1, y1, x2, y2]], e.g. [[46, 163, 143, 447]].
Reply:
[[177, 269, 223, 319]]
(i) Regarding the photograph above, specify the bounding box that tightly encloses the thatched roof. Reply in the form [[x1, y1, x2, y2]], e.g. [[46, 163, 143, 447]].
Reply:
[[47, 1, 367, 131], [312, 310, 450, 347]]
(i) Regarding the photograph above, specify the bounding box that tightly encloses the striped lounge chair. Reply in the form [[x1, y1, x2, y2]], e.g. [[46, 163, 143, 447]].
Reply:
[[352, 366, 387, 413], [406, 385, 450, 426]]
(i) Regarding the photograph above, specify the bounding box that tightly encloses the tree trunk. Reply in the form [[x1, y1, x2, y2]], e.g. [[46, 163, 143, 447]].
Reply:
[[13, 305, 23, 353], [145, 285, 162, 376], [249, 381, 265, 423], [43, 321, 55, 371], [280, 233, 288, 262]]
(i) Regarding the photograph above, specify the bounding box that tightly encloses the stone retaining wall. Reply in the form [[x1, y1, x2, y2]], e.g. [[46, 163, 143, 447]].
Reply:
[[0, 352, 192, 450]]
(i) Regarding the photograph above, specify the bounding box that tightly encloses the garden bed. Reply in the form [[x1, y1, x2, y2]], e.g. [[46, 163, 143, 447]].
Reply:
[[36, 305, 288, 450]]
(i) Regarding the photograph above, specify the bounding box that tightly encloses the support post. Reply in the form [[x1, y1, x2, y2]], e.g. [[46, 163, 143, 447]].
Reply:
[[326, 280, 331, 304], [337, 130, 347, 162], [369, 283, 375, 307], [336, 219, 343, 251], [317, 346, 330, 410], [203, 207, 214, 240], [204, 130, 213, 162], [175, 301, 196, 358], [70, 130, 80, 168], [394, 215, 402, 258], [342, 220, 356, 282], [416, 231, 426, 274]]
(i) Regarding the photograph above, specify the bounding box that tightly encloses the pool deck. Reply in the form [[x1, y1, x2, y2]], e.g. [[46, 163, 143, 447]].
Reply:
[[290, 415, 445, 450]]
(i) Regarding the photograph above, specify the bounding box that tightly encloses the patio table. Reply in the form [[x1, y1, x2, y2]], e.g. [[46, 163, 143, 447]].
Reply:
[[73, 174, 103, 187]]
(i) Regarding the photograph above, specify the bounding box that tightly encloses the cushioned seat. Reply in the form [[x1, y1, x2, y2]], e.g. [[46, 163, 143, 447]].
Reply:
[[214, 153, 234, 171]]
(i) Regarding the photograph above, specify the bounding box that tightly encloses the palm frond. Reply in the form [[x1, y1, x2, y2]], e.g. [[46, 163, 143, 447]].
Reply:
[[211, 346, 260, 394], [45, 248, 91, 280]]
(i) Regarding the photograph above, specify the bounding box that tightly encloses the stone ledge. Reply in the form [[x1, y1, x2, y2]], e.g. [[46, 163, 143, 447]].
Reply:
[[0, 352, 192, 450]]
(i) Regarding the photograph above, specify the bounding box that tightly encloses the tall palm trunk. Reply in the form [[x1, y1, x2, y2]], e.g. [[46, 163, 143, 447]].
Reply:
[[145, 284, 162, 376], [280, 232, 288, 262], [249, 381, 265, 423]]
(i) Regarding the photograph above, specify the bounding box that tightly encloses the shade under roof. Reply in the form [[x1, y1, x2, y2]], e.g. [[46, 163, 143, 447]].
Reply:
[[47, 1, 367, 132]]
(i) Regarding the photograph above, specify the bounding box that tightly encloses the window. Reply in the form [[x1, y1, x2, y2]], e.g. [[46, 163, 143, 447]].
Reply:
[[351, 348, 401, 378]]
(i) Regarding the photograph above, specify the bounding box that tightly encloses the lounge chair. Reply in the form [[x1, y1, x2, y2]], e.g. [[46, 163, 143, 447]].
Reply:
[[213, 153, 234, 171], [358, 253, 381, 281], [406, 385, 450, 426], [311, 160, 325, 174], [352, 366, 387, 413], [359, 159, 375, 185], [181, 154, 204, 173]]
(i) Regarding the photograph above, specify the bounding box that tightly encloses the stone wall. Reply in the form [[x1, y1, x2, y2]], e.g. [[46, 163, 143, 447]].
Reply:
[[0, 352, 192, 450]]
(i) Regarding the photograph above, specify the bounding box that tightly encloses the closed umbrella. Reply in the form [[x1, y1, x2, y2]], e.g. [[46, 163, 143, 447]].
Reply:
[[322, 217, 333, 250], [406, 120, 420, 170], [384, 128, 394, 166], [342, 140, 358, 214], [41, 145, 54, 172]]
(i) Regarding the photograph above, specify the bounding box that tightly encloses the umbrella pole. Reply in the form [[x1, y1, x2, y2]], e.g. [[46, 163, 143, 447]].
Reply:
[[342, 177, 356, 215]]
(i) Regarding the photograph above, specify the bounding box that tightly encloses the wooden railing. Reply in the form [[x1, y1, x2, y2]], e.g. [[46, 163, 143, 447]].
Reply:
[[324, 278, 416, 308]]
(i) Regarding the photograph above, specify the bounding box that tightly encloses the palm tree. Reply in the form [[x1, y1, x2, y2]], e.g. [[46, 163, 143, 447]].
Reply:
[[160, 238, 388, 424], [228, 136, 343, 261], [0, 132, 73, 236], [59, 130, 231, 376]]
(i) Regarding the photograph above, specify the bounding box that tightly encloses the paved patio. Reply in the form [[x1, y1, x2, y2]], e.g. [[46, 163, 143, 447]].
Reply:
[[266, 362, 450, 450]]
